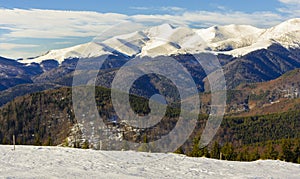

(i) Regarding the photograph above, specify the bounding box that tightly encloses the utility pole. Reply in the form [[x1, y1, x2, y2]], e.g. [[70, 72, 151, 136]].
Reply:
[[13, 135, 15, 150]]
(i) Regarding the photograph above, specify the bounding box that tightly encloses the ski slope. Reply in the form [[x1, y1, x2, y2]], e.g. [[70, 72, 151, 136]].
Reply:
[[0, 145, 299, 178]]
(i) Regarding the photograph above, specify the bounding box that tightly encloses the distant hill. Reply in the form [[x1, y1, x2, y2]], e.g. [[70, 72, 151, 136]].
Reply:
[[225, 68, 300, 116]]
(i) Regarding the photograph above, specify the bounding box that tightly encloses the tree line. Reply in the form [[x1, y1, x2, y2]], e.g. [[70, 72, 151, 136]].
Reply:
[[177, 138, 300, 164]]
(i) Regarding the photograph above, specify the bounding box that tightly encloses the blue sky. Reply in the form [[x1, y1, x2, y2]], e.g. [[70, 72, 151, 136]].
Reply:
[[0, 0, 299, 59], [0, 0, 284, 15]]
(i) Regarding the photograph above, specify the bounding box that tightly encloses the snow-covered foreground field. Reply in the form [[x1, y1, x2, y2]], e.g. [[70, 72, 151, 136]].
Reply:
[[0, 145, 299, 178]]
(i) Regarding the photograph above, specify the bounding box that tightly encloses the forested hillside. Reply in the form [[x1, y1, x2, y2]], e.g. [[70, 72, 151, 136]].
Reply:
[[0, 86, 299, 163]]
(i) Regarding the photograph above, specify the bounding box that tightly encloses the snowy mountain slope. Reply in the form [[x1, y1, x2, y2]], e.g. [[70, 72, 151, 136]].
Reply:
[[196, 24, 264, 50], [20, 42, 112, 64], [20, 18, 300, 64], [0, 145, 299, 178], [102, 31, 149, 56], [260, 18, 300, 42], [225, 18, 300, 56]]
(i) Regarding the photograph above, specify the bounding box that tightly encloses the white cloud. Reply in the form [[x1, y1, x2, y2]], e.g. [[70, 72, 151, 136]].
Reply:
[[0, 43, 38, 50], [131, 11, 284, 28], [130, 7, 150, 10], [279, 0, 300, 5], [160, 6, 186, 12], [278, 0, 300, 15], [0, 43, 40, 58], [278, 7, 300, 15], [1, 51, 37, 59], [130, 6, 185, 12], [216, 6, 227, 11], [0, 8, 130, 39], [53, 41, 73, 45]]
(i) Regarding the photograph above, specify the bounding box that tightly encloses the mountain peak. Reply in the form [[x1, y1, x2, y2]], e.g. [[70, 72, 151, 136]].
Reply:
[[156, 23, 175, 29], [271, 18, 300, 32], [282, 18, 300, 25], [146, 23, 175, 35]]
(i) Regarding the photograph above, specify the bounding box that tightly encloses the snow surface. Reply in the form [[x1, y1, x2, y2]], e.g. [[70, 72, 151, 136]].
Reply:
[[20, 18, 300, 64], [0, 145, 299, 178]]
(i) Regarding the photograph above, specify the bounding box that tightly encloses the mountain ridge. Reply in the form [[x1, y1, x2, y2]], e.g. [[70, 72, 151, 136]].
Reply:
[[18, 18, 300, 64]]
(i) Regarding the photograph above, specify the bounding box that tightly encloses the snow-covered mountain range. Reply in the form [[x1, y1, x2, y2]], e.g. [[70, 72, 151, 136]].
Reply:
[[2, 18, 300, 105], [20, 18, 300, 64]]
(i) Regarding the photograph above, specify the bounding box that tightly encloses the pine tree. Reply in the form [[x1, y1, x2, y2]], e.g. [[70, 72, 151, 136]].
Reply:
[[46, 136, 53, 146], [203, 147, 210, 158], [189, 138, 201, 157], [81, 140, 89, 149], [34, 133, 42, 146], [293, 140, 300, 163], [264, 141, 278, 160], [189, 138, 209, 157], [138, 143, 150, 152], [280, 139, 294, 162], [249, 147, 260, 161], [210, 141, 221, 159], [221, 142, 236, 160], [174, 146, 184, 154], [236, 146, 250, 161]]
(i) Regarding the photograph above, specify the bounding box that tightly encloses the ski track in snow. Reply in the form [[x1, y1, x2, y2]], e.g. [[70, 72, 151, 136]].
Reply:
[[0, 145, 299, 178]]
